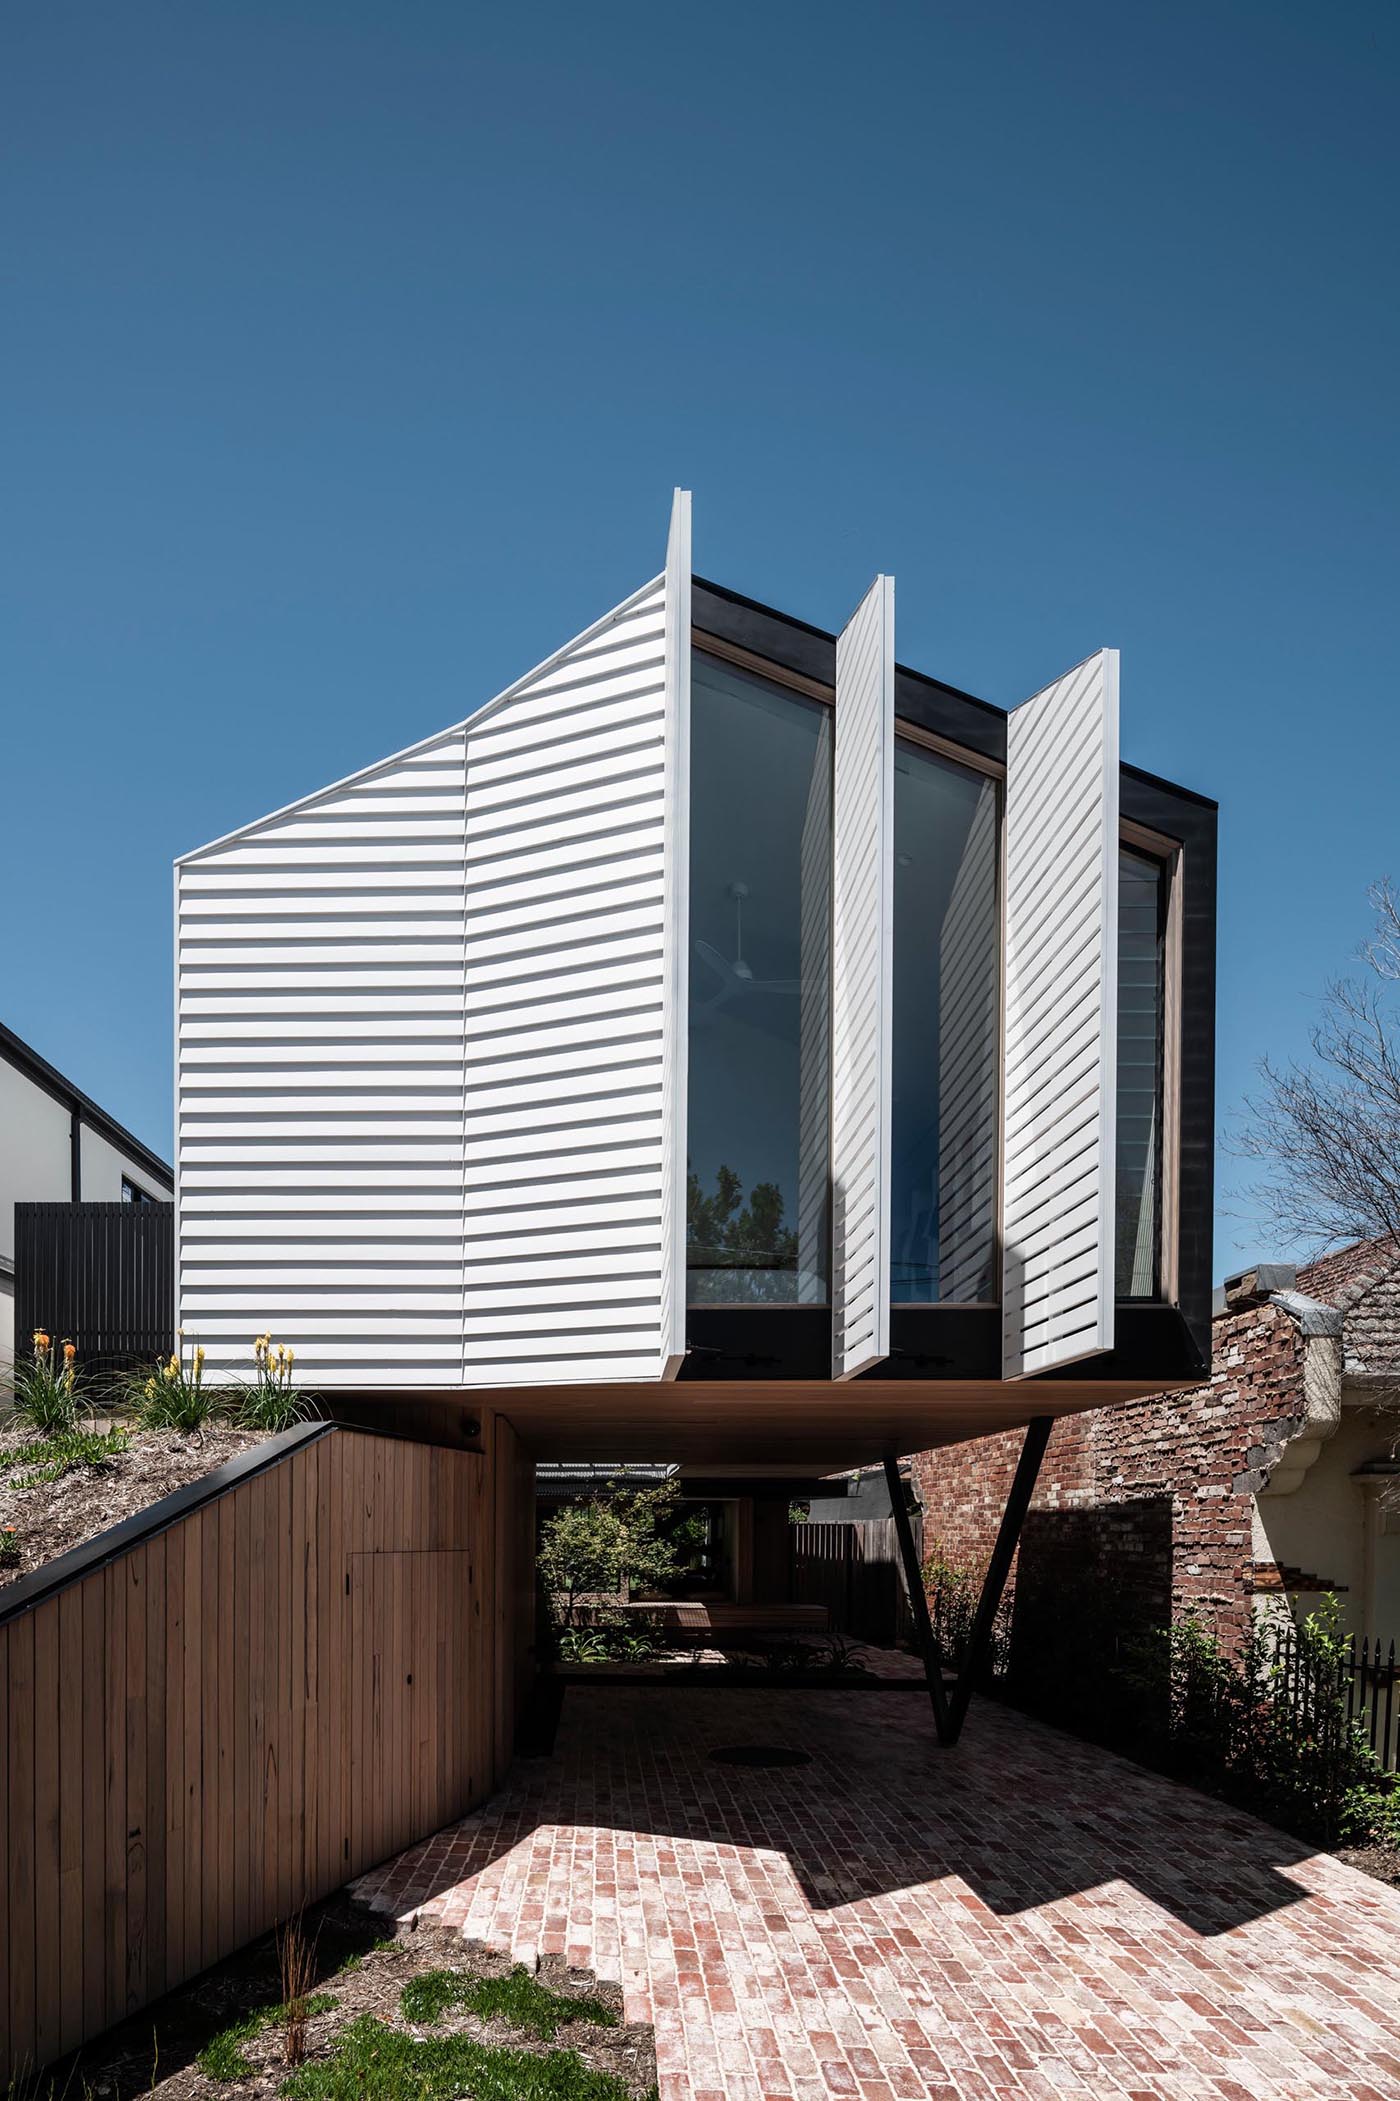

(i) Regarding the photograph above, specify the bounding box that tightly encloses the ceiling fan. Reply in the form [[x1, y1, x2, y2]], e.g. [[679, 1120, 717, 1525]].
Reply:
[[694, 882, 802, 1012]]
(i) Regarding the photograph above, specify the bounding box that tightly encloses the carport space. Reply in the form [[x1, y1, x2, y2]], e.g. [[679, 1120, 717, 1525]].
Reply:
[[354, 1681, 1400, 2101]]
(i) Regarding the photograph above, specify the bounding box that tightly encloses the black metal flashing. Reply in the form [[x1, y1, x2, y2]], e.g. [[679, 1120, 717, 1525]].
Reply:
[[0, 1020, 173, 1193], [0, 1416, 472, 1628]]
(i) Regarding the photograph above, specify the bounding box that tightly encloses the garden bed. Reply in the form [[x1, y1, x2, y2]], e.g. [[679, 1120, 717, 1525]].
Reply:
[[1335, 1840, 1400, 1889], [42, 1892, 657, 2101], [0, 1421, 262, 1587]]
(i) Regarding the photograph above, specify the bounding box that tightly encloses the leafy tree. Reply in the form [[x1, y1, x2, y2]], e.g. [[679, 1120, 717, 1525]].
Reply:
[[538, 1478, 706, 1658], [686, 1164, 797, 1271]]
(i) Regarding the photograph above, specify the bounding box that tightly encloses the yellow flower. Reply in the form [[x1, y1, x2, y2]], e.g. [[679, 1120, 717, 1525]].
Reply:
[[195, 1344, 206, 1363], [33, 1330, 50, 1351]]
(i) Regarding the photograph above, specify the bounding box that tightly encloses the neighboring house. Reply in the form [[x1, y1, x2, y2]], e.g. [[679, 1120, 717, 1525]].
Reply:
[[910, 1238, 1400, 1652], [172, 490, 1216, 1714], [0, 1021, 172, 1381]]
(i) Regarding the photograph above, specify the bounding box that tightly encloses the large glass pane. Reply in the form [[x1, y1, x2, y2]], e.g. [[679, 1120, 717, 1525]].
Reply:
[[687, 653, 832, 1303], [891, 742, 1000, 1303], [1116, 847, 1166, 1297]]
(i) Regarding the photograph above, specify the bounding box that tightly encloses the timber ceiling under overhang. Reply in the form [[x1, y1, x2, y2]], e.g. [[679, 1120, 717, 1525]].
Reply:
[[339, 1377, 1186, 1470]]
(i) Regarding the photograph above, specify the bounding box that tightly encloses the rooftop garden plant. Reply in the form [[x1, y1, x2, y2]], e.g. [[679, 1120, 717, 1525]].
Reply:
[[7, 1329, 85, 1437]]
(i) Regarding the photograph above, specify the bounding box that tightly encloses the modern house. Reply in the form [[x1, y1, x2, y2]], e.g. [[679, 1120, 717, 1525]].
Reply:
[[0, 1021, 172, 1383], [174, 489, 1217, 1727], [0, 490, 1224, 2087]]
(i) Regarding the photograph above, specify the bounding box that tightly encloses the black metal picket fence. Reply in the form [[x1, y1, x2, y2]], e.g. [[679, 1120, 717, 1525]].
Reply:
[[1269, 1621, 1400, 1773]]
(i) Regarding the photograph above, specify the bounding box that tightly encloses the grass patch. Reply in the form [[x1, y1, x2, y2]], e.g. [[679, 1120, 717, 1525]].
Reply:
[[281, 2013, 636, 2101], [197, 1994, 336, 2080], [0, 1426, 130, 1487], [334, 1937, 397, 1977], [400, 1964, 617, 2038]]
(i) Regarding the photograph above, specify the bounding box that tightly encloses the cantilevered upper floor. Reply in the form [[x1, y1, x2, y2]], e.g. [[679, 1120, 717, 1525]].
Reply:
[[174, 492, 1215, 1459]]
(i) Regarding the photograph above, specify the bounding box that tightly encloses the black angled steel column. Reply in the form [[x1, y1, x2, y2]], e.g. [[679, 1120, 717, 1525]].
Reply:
[[945, 1414, 1053, 1742], [882, 1454, 953, 1744]]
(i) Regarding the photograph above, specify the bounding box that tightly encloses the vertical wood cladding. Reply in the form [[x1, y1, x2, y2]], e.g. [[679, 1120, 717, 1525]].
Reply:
[[0, 1418, 532, 2079]]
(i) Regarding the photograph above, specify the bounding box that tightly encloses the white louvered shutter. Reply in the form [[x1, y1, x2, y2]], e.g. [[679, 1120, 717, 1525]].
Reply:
[[178, 492, 692, 1391], [177, 732, 471, 1387], [1001, 649, 1120, 1378], [457, 505, 690, 1387], [831, 575, 895, 1380], [658, 489, 691, 1375]]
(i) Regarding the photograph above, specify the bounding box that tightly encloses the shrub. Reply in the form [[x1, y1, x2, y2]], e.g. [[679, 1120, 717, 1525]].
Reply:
[[1047, 1594, 1399, 1851], [538, 1477, 701, 1658], [920, 1537, 1012, 1678], [232, 1333, 315, 1434], [555, 1615, 663, 1663], [124, 1336, 226, 1433], [196, 1991, 337, 2081], [278, 1910, 321, 2066], [7, 1331, 83, 1437]]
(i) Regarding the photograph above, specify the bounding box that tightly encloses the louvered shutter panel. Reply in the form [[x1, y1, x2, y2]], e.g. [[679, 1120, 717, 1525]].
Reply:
[[1001, 649, 1120, 1378], [831, 575, 895, 1380], [457, 514, 690, 1387], [179, 491, 692, 1391], [659, 489, 691, 1375], [177, 732, 471, 1387]]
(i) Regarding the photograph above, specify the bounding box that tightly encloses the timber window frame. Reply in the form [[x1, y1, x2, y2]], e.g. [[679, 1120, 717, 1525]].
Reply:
[[692, 634, 1191, 1321], [1118, 815, 1185, 1310]]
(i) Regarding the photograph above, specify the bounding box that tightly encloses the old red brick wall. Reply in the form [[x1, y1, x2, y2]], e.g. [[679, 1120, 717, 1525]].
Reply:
[[910, 1294, 1312, 1650]]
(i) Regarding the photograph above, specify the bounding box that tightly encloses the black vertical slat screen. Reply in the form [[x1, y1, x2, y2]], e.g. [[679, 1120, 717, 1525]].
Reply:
[[13, 1202, 174, 1381]]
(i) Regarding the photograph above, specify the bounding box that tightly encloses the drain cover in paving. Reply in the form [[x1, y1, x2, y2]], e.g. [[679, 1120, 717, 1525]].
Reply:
[[709, 1744, 811, 1768]]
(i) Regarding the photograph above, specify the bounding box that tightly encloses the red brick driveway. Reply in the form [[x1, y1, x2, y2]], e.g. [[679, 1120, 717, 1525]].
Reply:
[[354, 1682, 1400, 2100]]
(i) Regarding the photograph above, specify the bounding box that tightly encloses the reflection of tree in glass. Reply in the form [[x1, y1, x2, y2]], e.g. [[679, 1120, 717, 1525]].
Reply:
[[686, 1163, 797, 1271]]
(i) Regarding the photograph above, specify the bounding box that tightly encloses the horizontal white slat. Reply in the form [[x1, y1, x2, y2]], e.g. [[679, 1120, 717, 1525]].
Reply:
[[1002, 649, 1119, 1378], [832, 576, 894, 1379], [177, 505, 690, 1387]]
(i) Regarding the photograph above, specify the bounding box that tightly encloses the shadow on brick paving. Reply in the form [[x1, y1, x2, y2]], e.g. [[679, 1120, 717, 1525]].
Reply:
[[363, 1684, 1327, 1938]]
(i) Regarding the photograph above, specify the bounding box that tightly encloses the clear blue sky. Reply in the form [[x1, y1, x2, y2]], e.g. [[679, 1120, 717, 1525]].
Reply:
[[4, 1, 1396, 1274]]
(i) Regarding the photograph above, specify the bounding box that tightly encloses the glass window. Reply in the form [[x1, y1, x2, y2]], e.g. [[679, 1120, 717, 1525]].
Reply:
[[121, 1176, 157, 1206], [1116, 846, 1167, 1297], [890, 740, 1001, 1303], [687, 653, 832, 1303]]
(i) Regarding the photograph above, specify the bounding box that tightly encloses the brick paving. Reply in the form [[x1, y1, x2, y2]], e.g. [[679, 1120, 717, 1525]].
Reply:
[[354, 1677, 1400, 2100]]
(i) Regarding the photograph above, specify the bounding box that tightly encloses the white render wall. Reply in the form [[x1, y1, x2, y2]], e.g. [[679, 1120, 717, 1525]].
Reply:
[[0, 1053, 172, 1384], [177, 497, 692, 1388], [0, 1060, 71, 1269], [80, 1123, 171, 1205]]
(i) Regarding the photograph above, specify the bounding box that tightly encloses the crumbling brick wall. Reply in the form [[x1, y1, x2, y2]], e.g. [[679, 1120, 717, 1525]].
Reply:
[[909, 1289, 1310, 1651]]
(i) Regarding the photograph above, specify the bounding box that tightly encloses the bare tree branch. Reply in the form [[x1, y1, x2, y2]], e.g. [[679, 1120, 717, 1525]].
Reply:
[[1232, 881, 1400, 1256]]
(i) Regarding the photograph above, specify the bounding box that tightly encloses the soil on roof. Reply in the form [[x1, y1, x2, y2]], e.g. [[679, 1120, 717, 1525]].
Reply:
[[0, 1422, 263, 1588]]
